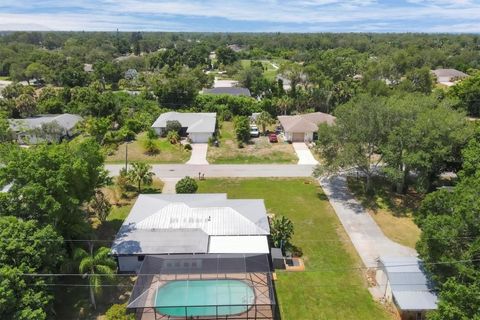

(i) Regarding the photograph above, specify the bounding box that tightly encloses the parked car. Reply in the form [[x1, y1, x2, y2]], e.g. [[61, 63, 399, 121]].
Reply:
[[275, 126, 282, 134], [250, 125, 260, 138], [268, 133, 278, 143]]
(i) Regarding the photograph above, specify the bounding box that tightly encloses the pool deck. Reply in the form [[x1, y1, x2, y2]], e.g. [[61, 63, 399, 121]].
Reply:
[[135, 272, 275, 320]]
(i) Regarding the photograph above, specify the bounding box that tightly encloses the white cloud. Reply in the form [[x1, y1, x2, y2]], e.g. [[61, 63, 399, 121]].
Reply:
[[0, 0, 480, 32]]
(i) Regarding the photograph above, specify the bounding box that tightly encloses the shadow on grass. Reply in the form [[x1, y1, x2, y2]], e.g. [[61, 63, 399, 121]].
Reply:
[[346, 176, 421, 217]]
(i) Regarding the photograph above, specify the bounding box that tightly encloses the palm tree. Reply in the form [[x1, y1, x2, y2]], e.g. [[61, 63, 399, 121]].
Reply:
[[275, 96, 292, 116], [128, 162, 155, 193], [74, 246, 117, 310], [271, 216, 294, 253], [255, 111, 275, 135]]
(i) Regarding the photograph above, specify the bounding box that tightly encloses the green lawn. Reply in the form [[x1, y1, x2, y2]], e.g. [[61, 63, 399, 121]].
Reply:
[[197, 178, 392, 320], [240, 59, 278, 81], [208, 122, 298, 164], [105, 132, 191, 164]]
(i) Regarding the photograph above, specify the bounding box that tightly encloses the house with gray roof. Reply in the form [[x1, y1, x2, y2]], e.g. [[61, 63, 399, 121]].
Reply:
[[203, 87, 251, 97], [111, 194, 270, 272], [376, 256, 437, 320], [9, 114, 83, 144], [151, 112, 216, 143], [431, 68, 468, 86], [278, 112, 336, 142]]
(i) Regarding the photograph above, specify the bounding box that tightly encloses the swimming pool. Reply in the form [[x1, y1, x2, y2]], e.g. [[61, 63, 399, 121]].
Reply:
[[155, 279, 255, 317]]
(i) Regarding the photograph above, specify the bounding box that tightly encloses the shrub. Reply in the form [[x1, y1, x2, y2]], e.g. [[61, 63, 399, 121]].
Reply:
[[146, 128, 158, 140], [184, 143, 192, 151], [105, 303, 135, 320], [143, 138, 159, 154], [167, 131, 180, 144], [208, 136, 215, 146], [175, 176, 198, 194], [234, 116, 251, 144], [165, 120, 182, 134]]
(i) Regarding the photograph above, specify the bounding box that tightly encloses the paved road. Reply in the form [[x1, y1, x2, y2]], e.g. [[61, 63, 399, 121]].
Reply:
[[319, 175, 417, 268], [106, 164, 315, 178], [292, 142, 319, 165], [186, 143, 209, 165]]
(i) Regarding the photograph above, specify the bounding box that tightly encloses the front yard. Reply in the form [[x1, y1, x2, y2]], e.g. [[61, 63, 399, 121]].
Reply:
[[105, 132, 191, 164], [207, 122, 298, 164], [198, 178, 392, 320]]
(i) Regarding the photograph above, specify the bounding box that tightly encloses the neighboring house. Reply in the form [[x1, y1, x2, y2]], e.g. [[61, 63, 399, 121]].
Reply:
[[227, 44, 247, 52], [431, 68, 468, 86], [203, 87, 251, 97], [151, 112, 216, 143], [376, 256, 438, 320], [124, 68, 138, 80], [278, 112, 336, 142], [9, 114, 83, 144], [83, 63, 93, 73], [111, 193, 271, 272]]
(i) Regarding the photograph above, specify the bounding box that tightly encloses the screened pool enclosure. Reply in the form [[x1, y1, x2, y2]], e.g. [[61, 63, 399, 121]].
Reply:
[[127, 254, 277, 320]]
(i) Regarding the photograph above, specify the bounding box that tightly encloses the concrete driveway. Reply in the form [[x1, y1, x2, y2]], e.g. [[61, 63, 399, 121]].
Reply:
[[319, 175, 417, 268], [292, 143, 319, 165], [186, 143, 209, 165]]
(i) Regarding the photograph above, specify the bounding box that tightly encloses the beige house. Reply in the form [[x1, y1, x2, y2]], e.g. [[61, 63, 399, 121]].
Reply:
[[431, 68, 468, 87], [278, 112, 336, 142]]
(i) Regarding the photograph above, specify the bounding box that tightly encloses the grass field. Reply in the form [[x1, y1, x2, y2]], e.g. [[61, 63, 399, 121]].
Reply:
[[347, 176, 421, 249], [240, 59, 279, 81], [198, 178, 392, 320], [207, 122, 298, 164], [105, 132, 191, 164]]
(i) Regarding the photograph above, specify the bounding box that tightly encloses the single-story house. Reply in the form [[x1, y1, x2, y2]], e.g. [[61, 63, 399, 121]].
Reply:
[[278, 112, 336, 142], [203, 87, 251, 97], [9, 113, 83, 144], [111, 193, 270, 273], [431, 68, 468, 86], [151, 112, 216, 143], [376, 256, 438, 320]]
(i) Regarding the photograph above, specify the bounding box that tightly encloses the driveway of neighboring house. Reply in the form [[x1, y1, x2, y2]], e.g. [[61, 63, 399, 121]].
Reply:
[[292, 142, 319, 165], [186, 143, 209, 165], [319, 175, 417, 268]]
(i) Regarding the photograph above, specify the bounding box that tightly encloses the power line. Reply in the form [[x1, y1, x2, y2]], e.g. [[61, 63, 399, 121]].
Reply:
[[3, 258, 479, 278]]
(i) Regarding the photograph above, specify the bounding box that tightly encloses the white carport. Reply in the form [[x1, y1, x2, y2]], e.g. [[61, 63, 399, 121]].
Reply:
[[208, 236, 270, 254]]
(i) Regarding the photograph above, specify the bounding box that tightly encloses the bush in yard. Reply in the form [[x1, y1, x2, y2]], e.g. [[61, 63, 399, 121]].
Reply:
[[146, 128, 157, 140], [234, 116, 251, 144], [184, 143, 192, 151], [143, 138, 159, 155], [105, 303, 135, 320], [271, 216, 294, 254], [175, 176, 198, 194], [165, 120, 182, 135], [167, 130, 180, 144]]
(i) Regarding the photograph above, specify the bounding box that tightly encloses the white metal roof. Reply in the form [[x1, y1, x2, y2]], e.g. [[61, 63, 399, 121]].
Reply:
[[135, 202, 269, 235], [208, 236, 270, 254], [151, 112, 216, 133]]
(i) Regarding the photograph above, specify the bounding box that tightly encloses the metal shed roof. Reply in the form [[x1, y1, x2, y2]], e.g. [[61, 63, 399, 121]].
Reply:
[[380, 256, 438, 311]]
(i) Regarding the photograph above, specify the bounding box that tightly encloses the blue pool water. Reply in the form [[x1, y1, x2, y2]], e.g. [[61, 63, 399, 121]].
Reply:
[[155, 279, 255, 317]]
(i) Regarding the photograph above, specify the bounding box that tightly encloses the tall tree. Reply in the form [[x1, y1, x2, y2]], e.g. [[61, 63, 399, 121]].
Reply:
[[74, 246, 116, 310], [128, 162, 155, 193], [314, 94, 393, 191]]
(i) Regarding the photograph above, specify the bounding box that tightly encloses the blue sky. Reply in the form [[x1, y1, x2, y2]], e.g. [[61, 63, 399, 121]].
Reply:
[[0, 0, 479, 33]]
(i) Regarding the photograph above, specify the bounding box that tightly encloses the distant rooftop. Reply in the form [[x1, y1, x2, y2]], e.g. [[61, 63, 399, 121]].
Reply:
[[203, 87, 251, 97], [151, 112, 217, 133], [278, 112, 336, 133], [431, 68, 468, 81], [9, 114, 83, 132]]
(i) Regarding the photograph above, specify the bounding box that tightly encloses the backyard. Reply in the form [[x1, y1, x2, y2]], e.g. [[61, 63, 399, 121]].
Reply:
[[346, 176, 421, 249], [207, 122, 298, 164], [105, 132, 191, 164], [197, 178, 392, 320]]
